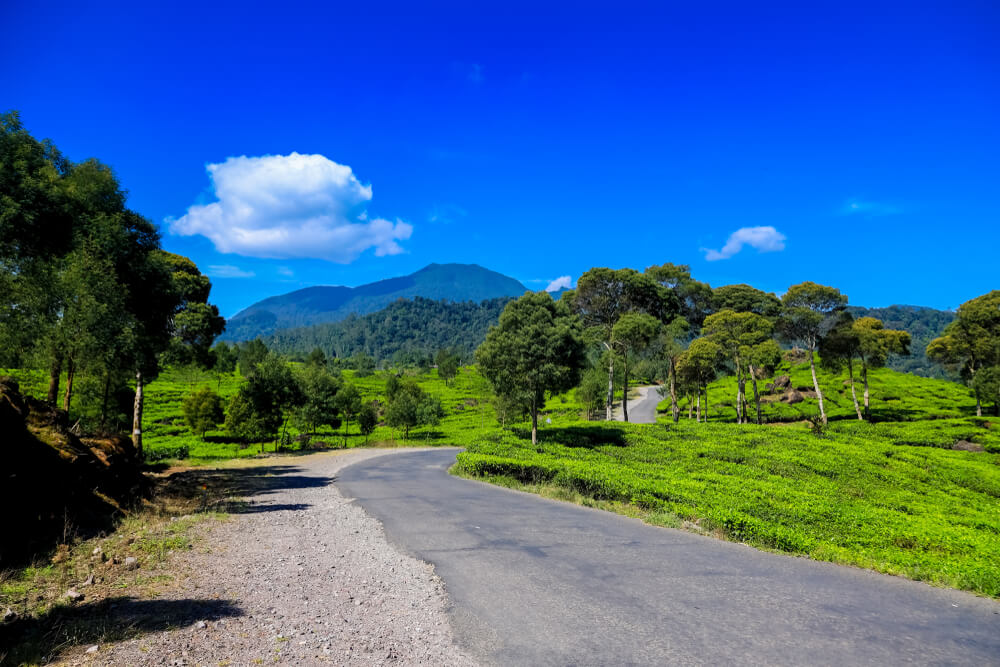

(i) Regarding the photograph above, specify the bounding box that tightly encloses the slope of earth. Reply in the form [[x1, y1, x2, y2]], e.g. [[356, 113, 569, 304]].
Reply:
[[222, 263, 527, 341]]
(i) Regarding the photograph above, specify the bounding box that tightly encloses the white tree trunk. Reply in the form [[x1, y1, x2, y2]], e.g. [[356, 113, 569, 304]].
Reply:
[[808, 341, 827, 425], [132, 370, 144, 459]]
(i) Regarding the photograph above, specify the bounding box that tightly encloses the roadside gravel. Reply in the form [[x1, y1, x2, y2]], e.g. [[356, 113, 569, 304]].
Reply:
[[82, 448, 476, 666]]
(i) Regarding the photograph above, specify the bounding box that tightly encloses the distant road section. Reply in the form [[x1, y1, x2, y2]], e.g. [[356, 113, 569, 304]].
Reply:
[[338, 449, 1000, 666], [613, 385, 661, 424]]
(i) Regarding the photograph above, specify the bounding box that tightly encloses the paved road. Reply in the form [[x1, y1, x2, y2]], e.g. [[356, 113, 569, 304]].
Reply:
[[338, 449, 1000, 666], [613, 385, 661, 424]]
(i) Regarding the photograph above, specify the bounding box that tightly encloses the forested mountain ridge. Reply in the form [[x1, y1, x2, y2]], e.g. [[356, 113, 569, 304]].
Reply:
[[846, 304, 955, 378], [264, 296, 514, 362], [223, 263, 527, 341]]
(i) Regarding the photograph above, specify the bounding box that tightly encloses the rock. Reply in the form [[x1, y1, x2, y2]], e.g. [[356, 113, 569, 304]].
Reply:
[[773, 375, 791, 391], [953, 440, 985, 452], [82, 573, 94, 587], [124, 556, 139, 570], [782, 348, 809, 365], [86, 645, 99, 654], [3, 607, 17, 623], [195, 620, 207, 629], [784, 390, 804, 404], [64, 589, 83, 601]]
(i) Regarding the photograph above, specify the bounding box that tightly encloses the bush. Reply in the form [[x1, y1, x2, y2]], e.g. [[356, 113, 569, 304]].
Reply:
[[182, 387, 225, 439]]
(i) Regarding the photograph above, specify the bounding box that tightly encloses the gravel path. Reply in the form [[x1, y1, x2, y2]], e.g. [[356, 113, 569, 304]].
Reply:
[[84, 449, 476, 666]]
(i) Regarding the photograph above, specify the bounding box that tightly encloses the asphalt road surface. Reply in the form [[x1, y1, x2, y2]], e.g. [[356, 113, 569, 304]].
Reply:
[[613, 385, 661, 424], [337, 448, 1000, 666]]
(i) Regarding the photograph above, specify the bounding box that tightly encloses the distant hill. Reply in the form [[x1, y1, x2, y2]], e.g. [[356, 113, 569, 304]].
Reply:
[[223, 263, 527, 341], [846, 304, 956, 379], [265, 296, 514, 362]]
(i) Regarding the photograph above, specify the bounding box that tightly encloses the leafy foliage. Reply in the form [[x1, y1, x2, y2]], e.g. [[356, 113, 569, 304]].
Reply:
[[182, 386, 225, 438]]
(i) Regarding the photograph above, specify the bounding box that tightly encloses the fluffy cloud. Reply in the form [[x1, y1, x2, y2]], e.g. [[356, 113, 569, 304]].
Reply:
[[703, 226, 786, 261], [207, 264, 255, 278], [168, 153, 412, 262], [545, 276, 573, 292]]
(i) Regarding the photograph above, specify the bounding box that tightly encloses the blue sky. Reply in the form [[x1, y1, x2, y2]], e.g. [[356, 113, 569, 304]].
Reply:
[[4, 1, 998, 317]]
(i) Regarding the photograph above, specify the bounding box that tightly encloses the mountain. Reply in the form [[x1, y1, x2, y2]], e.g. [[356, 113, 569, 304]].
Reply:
[[265, 296, 514, 362], [222, 263, 528, 341], [846, 304, 956, 379]]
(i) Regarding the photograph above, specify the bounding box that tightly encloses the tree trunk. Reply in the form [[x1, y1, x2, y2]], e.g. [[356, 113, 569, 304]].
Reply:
[[848, 358, 862, 421], [100, 370, 111, 431], [530, 395, 539, 445], [47, 354, 62, 405], [688, 393, 694, 420], [63, 357, 75, 414], [734, 370, 742, 424], [862, 362, 871, 420], [132, 370, 144, 459], [704, 384, 709, 422], [622, 353, 629, 423], [669, 358, 679, 423], [808, 341, 827, 425], [605, 345, 615, 421], [695, 387, 701, 423], [749, 364, 762, 425]]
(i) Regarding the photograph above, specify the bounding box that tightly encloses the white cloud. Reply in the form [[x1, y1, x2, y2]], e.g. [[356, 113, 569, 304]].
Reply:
[[703, 226, 786, 261], [207, 264, 255, 279], [545, 276, 573, 292], [168, 153, 412, 262], [277, 266, 294, 277], [842, 198, 901, 217]]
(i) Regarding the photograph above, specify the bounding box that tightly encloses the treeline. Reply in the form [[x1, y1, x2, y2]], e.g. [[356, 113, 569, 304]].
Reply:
[[474, 264, 1000, 438], [264, 296, 513, 363], [847, 305, 956, 379], [0, 112, 225, 452]]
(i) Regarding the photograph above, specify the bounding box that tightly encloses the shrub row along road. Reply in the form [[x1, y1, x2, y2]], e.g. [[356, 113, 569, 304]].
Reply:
[[337, 448, 1000, 666]]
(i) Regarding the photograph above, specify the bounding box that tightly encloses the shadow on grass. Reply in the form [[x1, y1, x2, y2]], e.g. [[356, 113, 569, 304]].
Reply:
[[509, 425, 629, 448], [0, 596, 243, 665]]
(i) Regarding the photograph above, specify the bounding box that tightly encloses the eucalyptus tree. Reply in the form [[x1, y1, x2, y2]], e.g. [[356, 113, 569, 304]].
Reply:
[[702, 309, 774, 424], [656, 317, 691, 422], [676, 338, 721, 422], [477, 291, 586, 444], [612, 312, 660, 422], [927, 290, 1000, 417], [571, 267, 674, 419], [854, 317, 910, 420], [645, 263, 714, 328], [712, 284, 782, 319], [779, 282, 848, 425]]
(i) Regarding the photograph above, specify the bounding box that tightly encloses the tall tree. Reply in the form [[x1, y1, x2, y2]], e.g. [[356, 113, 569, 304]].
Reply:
[[712, 284, 782, 319], [819, 313, 864, 420], [854, 317, 910, 420], [645, 263, 714, 328], [571, 268, 673, 420], [926, 290, 1000, 417], [702, 310, 774, 424], [779, 282, 848, 425], [435, 348, 460, 386], [656, 317, 690, 423], [676, 338, 721, 422], [477, 291, 586, 444], [611, 312, 660, 422]]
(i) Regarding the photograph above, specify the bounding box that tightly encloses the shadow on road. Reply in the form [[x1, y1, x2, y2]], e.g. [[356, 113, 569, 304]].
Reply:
[[156, 464, 335, 514]]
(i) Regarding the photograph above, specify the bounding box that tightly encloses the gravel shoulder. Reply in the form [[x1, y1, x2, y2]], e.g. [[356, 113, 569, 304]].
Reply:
[[81, 448, 476, 666]]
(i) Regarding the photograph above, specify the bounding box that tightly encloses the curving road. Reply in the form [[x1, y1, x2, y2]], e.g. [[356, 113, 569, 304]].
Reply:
[[337, 448, 1000, 666], [613, 385, 661, 424]]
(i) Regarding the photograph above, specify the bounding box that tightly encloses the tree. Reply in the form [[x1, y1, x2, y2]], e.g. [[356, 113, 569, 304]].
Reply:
[[212, 341, 239, 374], [819, 313, 864, 420], [712, 284, 782, 319], [306, 347, 328, 369], [358, 402, 378, 443], [159, 252, 226, 368], [351, 352, 376, 377], [927, 291, 1000, 417], [703, 310, 774, 424], [477, 291, 587, 444], [779, 282, 848, 425], [645, 263, 714, 328], [571, 268, 673, 419], [335, 382, 362, 446], [611, 312, 660, 422], [294, 364, 341, 434], [183, 386, 225, 439], [384, 378, 442, 439], [436, 348, 460, 386], [576, 368, 607, 421], [239, 339, 269, 376], [655, 317, 690, 423], [854, 317, 910, 420], [676, 338, 721, 422], [226, 353, 302, 449]]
